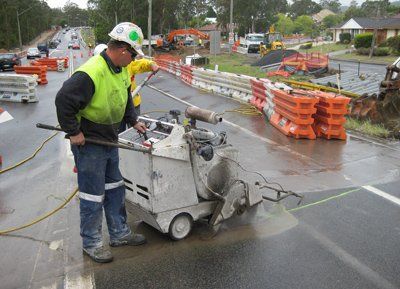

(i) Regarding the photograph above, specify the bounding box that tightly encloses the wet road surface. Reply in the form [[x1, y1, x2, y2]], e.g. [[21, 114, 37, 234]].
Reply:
[[1, 38, 400, 289]]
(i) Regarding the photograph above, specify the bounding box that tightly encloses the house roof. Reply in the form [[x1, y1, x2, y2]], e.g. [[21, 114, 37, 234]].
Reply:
[[333, 17, 400, 29], [312, 9, 336, 22]]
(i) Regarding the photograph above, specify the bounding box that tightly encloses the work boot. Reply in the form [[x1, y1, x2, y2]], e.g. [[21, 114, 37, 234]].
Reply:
[[83, 246, 113, 263], [109, 233, 147, 247]]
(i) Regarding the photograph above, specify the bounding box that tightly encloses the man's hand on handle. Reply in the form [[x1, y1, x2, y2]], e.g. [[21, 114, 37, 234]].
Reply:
[[133, 122, 147, 133], [70, 132, 85, 145]]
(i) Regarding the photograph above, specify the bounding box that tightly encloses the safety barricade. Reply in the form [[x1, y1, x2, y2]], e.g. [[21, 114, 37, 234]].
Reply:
[[269, 89, 319, 139], [31, 57, 68, 72], [304, 90, 350, 140], [192, 69, 253, 102], [0, 74, 38, 103], [14, 65, 48, 85], [180, 65, 193, 85]]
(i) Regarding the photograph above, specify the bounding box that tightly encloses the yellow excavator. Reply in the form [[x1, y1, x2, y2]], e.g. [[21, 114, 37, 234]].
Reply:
[[260, 25, 286, 57]]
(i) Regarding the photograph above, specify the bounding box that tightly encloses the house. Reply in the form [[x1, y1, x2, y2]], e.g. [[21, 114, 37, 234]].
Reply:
[[312, 9, 336, 23], [330, 17, 400, 44]]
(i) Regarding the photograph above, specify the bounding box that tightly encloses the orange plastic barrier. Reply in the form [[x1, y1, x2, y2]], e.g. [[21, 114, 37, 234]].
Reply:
[[14, 65, 48, 85], [250, 79, 267, 111], [301, 90, 350, 140], [180, 65, 193, 85], [269, 112, 317, 139], [270, 88, 318, 139]]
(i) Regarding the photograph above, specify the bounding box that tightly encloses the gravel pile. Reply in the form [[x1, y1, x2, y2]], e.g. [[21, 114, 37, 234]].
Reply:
[[252, 49, 298, 66]]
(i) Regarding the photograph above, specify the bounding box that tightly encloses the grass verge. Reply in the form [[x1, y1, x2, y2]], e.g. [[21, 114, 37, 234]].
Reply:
[[332, 53, 397, 65], [297, 43, 350, 53], [345, 117, 390, 138]]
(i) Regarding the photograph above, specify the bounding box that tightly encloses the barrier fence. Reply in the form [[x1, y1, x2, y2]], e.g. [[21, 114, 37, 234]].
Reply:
[[155, 57, 350, 140], [14, 66, 48, 85], [0, 74, 38, 103]]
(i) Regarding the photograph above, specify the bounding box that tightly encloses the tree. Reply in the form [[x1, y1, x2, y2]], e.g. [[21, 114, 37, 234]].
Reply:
[[274, 13, 294, 35], [293, 15, 318, 37], [289, 0, 322, 18], [361, 0, 390, 16], [319, 0, 341, 13], [343, 5, 366, 20], [206, 6, 217, 17], [322, 14, 343, 28], [214, 0, 288, 36]]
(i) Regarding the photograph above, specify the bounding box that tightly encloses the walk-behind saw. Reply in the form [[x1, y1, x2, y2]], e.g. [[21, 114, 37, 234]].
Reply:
[[119, 107, 301, 240]]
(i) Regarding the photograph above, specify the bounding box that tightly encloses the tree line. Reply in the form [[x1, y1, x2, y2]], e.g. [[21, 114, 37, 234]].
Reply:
[[1, 0, 399, 50]]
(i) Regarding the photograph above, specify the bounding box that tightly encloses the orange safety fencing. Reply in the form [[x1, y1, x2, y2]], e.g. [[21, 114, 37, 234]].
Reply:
[[14, 66, 48, 85], [268, 52, 329, 77]]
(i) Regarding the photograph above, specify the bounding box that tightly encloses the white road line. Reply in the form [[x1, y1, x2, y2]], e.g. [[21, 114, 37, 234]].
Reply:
[[362, 185, 400, 206]]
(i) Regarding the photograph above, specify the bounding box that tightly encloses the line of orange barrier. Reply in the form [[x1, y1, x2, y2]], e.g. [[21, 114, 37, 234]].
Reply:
[[14, 65, 47, 85]]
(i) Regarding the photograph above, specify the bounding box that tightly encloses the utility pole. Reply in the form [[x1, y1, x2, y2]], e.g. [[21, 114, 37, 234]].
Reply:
[[17, 5, 35, 51], [369, 6, 380, 59], [229, 0, 233, 54], [148, 0, 152, 57]]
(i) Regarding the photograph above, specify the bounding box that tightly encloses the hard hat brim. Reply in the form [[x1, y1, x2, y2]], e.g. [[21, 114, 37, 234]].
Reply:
[[134, 47, 144, 56]]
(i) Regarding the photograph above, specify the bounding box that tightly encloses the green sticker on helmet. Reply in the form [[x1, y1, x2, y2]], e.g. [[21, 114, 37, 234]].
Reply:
[[129, 31, 139, 41]]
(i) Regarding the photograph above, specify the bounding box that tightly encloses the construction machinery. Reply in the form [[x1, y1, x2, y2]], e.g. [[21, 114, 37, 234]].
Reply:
[[262, 26, 285, 56], [350, 56, 400, 135], [118, 107, 301, 240], [156, 29, 210, 51]]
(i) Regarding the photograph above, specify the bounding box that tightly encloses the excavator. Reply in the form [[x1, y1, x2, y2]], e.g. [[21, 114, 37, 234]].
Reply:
[[156, 29, 210, 51], [350, 56, 400, 135], [260, 25, 286, 57]]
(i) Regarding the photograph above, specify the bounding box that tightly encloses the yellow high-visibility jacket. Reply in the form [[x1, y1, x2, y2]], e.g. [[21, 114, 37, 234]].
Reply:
[[126, 59, 156, 107]]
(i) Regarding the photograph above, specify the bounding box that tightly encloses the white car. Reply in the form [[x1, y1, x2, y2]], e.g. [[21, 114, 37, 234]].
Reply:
[[27, 47, 41, 59]]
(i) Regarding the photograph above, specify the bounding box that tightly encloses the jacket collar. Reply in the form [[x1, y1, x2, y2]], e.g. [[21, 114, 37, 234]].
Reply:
[[100, 50, 121, 73]]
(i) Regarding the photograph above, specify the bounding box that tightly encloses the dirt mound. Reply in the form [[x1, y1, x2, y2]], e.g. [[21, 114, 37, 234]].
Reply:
[[252, 49, 298, 67]]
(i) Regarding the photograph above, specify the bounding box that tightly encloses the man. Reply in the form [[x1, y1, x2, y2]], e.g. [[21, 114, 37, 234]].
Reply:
[[118, 56, 159, 131], [127, 57, 159, 116], [55, 22, 147, 263]]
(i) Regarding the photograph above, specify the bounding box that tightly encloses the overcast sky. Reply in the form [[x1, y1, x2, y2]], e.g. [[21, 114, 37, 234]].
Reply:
[[44, 0, 392, 10], [45, 0, 88, 9]]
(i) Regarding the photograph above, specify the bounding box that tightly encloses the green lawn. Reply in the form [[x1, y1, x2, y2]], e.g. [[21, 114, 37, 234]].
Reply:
[[296, 43, 350, 53], [345, 118, 390, 138], [331, 52, 398, 65], [204, 53, 267, 78]]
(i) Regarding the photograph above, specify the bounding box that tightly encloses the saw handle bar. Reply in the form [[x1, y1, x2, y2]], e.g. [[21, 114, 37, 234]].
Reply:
[[36, 123, 150, 152], [256, 182, 304, 205]]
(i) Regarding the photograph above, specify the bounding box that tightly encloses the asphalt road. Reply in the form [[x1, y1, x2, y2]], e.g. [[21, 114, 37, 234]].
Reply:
[[1, 35, 400, 289]]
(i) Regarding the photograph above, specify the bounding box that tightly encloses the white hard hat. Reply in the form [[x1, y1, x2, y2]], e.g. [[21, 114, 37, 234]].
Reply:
[[93, 44, 108, 56], [109, 22, 144, 56]]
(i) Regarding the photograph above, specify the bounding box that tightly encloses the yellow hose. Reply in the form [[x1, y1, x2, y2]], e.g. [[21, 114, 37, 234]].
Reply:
[[224, 104, 263, 116], [0, 188, 78, 234], [0, 131, 59, 174]]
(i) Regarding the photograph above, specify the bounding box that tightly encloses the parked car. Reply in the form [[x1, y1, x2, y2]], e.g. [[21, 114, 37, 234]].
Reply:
[[0, 53, 21, 71], [72, 41, 80, 50], [37, 43, 49, 54], [68, 41, 74, 49], [27, 47, 41, 59]]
